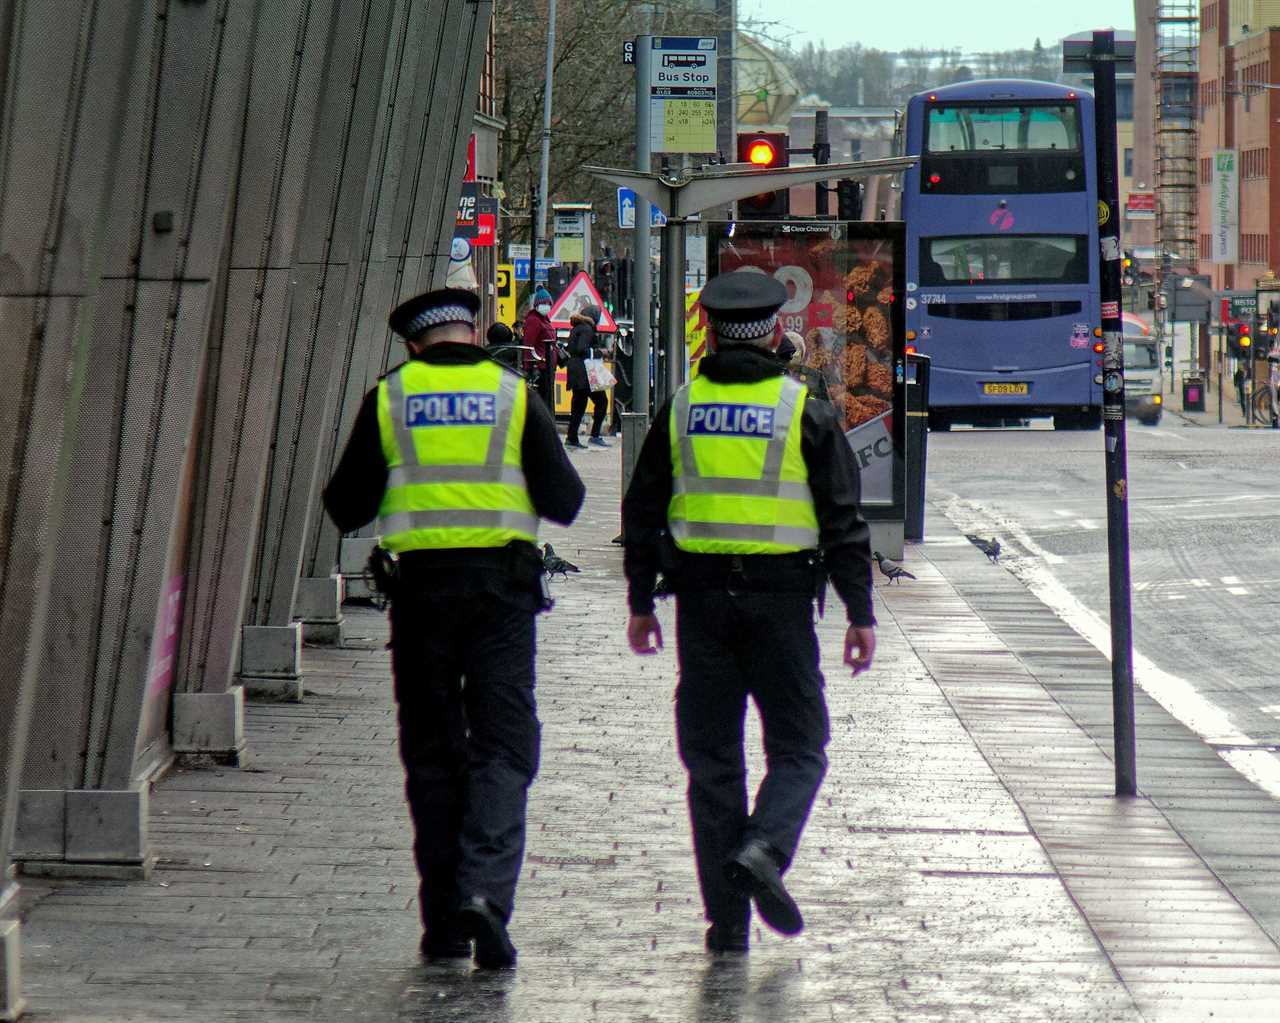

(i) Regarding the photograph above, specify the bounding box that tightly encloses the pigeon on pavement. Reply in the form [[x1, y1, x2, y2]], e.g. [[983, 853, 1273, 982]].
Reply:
[[542, 543, 580, 578], [965, 534, 1002, 563], [873, 551, 916, 585]]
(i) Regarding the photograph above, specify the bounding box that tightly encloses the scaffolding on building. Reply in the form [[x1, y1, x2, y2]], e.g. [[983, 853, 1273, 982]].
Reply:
[[1153, 0, 1200, 342]]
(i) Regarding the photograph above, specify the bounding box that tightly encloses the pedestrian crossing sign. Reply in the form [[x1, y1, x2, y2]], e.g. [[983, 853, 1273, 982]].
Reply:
[[546, 272, 618, 332]]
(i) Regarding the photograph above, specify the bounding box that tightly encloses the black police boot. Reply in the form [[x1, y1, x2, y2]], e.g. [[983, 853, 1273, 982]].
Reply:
[[419, 927, 472, 960], [725, 839, 804, 936], [457, 896, 518, 969], [705, 922, 749, 954]]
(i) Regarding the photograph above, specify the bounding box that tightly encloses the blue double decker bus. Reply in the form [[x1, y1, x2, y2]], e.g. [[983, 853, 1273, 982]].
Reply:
[[900, 80, 1103, 430]]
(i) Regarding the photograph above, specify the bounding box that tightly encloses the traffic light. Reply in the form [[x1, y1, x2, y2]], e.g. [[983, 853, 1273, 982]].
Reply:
[[1227, 321, 1252, 356], [1121, 250, 1134, 287], [836, 179, 862, 221], [1267, 298, 1280, 336], [736, 132, 789, 219]]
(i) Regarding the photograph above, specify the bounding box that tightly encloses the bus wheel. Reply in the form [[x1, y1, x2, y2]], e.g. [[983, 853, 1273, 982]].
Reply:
[[928, 412, 951, 432]]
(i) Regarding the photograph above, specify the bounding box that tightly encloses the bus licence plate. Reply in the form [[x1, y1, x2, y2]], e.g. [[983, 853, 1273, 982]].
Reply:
[[983, 382, 1028, 395]]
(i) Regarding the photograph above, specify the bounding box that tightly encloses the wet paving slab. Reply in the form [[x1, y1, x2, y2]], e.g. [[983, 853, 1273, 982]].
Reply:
[[18, 450, 1267, 1021]]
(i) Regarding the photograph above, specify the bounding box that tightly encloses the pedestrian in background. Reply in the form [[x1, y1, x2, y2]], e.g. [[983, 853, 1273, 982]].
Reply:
[[323, 287, 585, 969], [622, 271, 876, 955], [486, 321, 520, 372], [523, 287, 558, 408], [565, 304, 610, 449]]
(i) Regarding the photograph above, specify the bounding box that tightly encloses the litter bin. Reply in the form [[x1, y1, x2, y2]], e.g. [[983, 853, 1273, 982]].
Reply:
[[905, 353, 930, 542], [1181, 372, 1205, 413]]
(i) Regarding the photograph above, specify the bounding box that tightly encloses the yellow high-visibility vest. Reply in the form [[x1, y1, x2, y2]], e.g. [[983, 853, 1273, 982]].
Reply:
[[375, 359, 537, 552], [668, 373, 819, 555]]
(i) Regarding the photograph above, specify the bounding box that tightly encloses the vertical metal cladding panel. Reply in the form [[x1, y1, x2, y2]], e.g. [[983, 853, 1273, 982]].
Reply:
[[24, 284, 133, 792], [252, 0, 405, 596], [0, 295, 85, 863], [0, 0, 146, 875], [178, 269, 291, 695], [81, 281, 211, 790], [25, 0, 260, 794], [304, 0, 491, 574], [404, 1, 491, 279], [177, 0, 335, 695]]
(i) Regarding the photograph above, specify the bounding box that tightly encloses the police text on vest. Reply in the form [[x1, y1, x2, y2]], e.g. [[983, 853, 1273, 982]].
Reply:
[[686, 403, 775, 437], [405, 392, 497, 427]]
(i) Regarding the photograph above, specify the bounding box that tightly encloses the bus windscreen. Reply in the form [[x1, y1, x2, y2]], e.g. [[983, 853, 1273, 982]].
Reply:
[[920, 235, 1089, 286], [926, 104, 1080, 153]]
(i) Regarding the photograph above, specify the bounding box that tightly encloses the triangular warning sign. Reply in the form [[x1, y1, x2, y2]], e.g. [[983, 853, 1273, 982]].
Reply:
[[547, 272, 618, 332]]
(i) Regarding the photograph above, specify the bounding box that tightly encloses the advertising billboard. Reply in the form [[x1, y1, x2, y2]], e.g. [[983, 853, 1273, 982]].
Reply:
[[707, 221, 906, 518]]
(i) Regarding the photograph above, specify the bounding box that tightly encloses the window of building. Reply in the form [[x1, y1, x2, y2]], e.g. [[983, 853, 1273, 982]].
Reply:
[[1124, 148, 1134, 178], [1115, 81, 1134, 120]]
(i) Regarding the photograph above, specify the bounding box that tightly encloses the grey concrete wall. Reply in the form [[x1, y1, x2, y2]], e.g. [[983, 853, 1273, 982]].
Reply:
[[0, 0, 493, 883]]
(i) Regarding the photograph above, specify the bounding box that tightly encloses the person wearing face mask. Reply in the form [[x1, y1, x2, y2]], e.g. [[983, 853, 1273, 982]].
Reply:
[[522, 287, 558, 409]]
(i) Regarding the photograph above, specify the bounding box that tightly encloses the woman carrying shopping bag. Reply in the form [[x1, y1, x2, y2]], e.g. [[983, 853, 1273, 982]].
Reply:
[[565, 304, 612, 448]]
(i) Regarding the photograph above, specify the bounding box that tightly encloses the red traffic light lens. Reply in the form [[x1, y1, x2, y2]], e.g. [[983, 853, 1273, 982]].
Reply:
[[905, 344, 917, 355], [1092, 341, 1105, 353], [1241, 324, 1251, 334], [747, 140, 778, 166], [928, 173, 941, 185]]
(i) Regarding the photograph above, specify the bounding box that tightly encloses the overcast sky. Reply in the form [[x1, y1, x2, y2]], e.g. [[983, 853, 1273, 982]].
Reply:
[[739, 1, 1136, 53]]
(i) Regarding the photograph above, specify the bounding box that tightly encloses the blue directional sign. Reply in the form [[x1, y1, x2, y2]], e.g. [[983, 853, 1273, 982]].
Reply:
[[513, 257, 557, 282], [618, 188, 637, 229], [617, 187, 667, 230]]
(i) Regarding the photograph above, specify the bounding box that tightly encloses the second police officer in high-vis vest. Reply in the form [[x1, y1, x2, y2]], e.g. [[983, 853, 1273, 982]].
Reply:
[[323, 288, 584, 970], [622, 271, 876, 954]]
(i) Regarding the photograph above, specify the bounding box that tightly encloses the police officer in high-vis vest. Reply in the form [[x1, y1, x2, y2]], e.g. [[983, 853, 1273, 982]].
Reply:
[[324, 287, 584, 969], [622, 271, 876, 954]]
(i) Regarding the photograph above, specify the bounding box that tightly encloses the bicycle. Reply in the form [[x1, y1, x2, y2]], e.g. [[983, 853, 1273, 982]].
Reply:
[[1251, 381, 1278, 428]]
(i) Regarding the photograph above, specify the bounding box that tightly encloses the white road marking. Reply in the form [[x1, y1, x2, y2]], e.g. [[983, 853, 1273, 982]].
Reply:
[[1227, 587, 1251, 596], [1052, 509, 1072, 518], [937, 495, 1280, 803], [1189, 579, 1209, 588], [1075, 519, 1100, 530], [1221, 576, 1242, 585], [1166, 594, 1187, 600]]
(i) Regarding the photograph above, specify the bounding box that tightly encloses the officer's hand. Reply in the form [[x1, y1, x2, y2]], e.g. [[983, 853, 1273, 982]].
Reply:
[[627, 614, 664, 655], [844, 625, 875, 677]]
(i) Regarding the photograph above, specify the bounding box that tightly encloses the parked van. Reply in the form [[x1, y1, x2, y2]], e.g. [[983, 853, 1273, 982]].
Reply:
[[1124, 332, 1163, 425]]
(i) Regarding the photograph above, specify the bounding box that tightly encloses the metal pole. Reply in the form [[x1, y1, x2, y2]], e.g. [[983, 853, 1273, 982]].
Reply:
[[662, 217, 688, 401], [633, 37, 653, 419], [1091, 31, 1138, 798], [1218, 331, 1224, 424], [814, 109, 830, 216], [535, 0, 557, 256]]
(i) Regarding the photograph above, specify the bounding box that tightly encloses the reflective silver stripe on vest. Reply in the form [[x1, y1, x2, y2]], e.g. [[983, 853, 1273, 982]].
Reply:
[[675, 476, 812, 501], [762, 377, 805, 482], [674, 385, 700, 479], [385, 370, 418, 464], [386, 464, 527, 487], [670, 520, 820, 548], [485, 372, 521, 466], [378, 508, 540, 536]]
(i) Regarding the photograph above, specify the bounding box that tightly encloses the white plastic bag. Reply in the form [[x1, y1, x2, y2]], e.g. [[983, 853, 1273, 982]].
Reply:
[[585, 357, 617, 391]]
